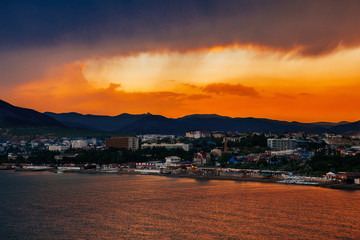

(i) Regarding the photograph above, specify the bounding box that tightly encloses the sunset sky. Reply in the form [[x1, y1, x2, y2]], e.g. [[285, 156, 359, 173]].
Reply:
[[1, 0, 360, 122]]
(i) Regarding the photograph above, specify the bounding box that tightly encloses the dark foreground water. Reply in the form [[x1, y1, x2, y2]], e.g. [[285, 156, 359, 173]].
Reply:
[[0, 172, 359, 239]]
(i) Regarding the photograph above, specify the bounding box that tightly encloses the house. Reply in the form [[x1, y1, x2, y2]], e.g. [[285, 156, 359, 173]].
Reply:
[[165, 156, 181, 168]]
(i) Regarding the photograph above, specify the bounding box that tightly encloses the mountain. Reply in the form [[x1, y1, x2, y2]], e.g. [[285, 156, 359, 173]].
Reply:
[[45, 111, 360, 135], [0, 100, 62, 128], [327, 121, 360, 135], [118, 114, 180, 134], [176, 116, 321, 134], [2, 98, 358, 136], [44, 112, 148, 131]]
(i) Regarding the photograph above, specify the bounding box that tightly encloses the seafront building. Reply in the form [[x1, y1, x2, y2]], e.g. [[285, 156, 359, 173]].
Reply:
[[136, 161, 164, 169], [193, 152, 211, 166], [165, 156, 181, 167]]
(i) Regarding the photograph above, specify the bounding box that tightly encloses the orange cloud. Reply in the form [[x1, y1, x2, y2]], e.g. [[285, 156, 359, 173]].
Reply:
[[3, 49, 360, 123], [203, 83, 259, 97], [274, 93, 295, 99], [9, 63, 203, 116], [184, 94, 211, 100]]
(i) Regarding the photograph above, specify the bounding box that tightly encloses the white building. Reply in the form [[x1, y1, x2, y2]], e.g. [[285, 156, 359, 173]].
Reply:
[[71, 140, 88, 149], [141, 143, 191, 151], [165, 156, 181, 167], [137, 134, 175, 141], [270, 150, 295, 156], [185, 130, 211, 139], [267, 138, 297, 151], [136, 161, 165, 169], [48, 145, 70, 152]]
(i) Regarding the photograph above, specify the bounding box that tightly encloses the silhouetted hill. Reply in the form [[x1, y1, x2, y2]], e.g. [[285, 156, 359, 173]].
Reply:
[[5, 98, 357, 136], [118, 114, 180, 134], [176, 116, 325, 135], [44, 112, 148, 131], [328, 121, 360, 135], [45, 111, 360, 135], [0, 100, 62, 128]]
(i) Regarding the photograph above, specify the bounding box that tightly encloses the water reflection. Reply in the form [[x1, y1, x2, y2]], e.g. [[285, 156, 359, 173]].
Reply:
[[0, 172, 359, 239]]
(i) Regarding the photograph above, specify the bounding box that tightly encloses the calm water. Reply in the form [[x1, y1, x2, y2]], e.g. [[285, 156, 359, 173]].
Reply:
[[0, 172, 359, 239]]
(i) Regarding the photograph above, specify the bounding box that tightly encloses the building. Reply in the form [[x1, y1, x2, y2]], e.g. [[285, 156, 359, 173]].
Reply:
[[185, 130, 211, 139], [48, 145, 70, 152], [71, 140, 88, 149], [141, 143, 191, 151], [211, 148, 222, 157], [136, 161, 164, 169], [267, 138, 297, 151], [270, 150, 295, 156], [105, 136, 139, 150], [212, 131, 225, 138], [193, 152, 211, 166], [137, 134, 175, 141], [165, 156, 181, 167], [31, 141, 39, 148]]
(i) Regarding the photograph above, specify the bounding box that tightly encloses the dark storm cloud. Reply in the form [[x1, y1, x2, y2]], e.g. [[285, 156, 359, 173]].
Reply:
[[1, 0, 360, 56]]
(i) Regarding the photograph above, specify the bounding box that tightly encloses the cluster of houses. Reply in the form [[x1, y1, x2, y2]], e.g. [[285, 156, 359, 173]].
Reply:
[[339, 146, 360, 156], [1, 137, 105, 160], [325, 171, 360, 184], [132, 156, 360, 184], [1, 130, 360, 184]]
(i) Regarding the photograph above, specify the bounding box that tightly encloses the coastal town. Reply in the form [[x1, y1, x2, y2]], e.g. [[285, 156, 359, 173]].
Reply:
[[1, 130, 360, 189]]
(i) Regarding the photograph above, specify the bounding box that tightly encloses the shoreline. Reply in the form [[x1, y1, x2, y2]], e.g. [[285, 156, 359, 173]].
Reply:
[[4, 169, 360, 190], [116, 170, 360, 190]]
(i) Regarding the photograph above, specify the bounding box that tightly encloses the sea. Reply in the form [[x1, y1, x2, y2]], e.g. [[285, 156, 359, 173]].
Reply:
[[0, 171, 359, 239]]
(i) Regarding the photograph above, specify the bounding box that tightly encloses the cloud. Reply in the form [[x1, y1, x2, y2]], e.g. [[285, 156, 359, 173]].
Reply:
[[298, 93, 313, 97], [274, 93, 295, 99], [1, 1, 360, 57], [203, 83, 259, 97], [6, 63, 200, 116], [185, 94, 211, 100], [107, 83, 121, 91], [182, 83, 201, 89], [3, 62, 360, 122], [1, 1, 360, 92]]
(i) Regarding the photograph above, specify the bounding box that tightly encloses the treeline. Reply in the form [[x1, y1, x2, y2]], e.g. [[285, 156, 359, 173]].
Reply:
[[217, 153, 312, 174], [180, 134, 269, 154], [1, 147, 195, 165], [219, 153, 360, 175], [309, 154, 360, 173], [70, 147, 195, 165]]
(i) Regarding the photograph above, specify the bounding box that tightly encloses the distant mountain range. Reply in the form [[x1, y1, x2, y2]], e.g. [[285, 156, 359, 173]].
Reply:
[[44, 111, 360, 136], [1, 99, 359, 135]]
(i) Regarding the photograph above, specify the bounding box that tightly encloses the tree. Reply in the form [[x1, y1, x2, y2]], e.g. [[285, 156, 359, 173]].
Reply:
[[218, 153, 232, 167]]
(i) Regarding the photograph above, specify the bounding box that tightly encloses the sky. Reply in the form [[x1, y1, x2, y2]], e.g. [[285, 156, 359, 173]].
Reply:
[[1, 0, 360, 122]]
